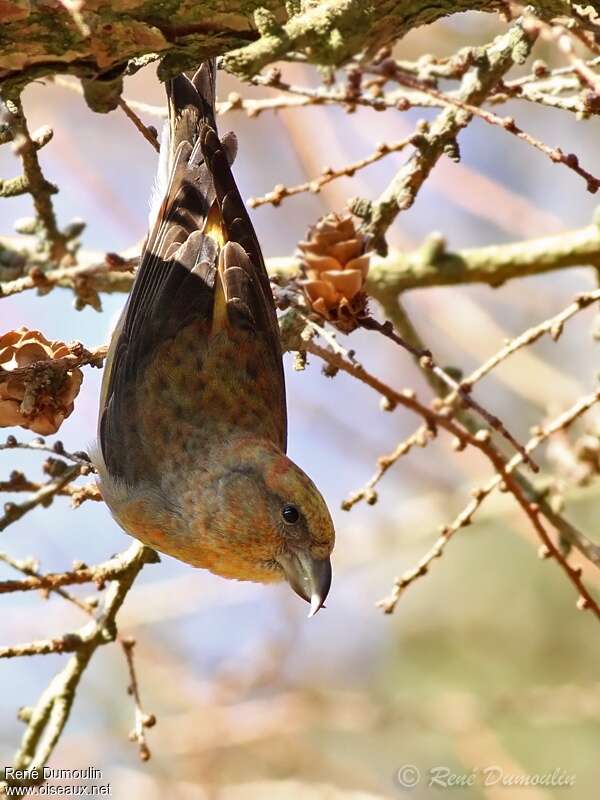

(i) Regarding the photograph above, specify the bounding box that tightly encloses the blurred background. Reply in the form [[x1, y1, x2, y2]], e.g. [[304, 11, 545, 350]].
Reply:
[[1, 11, 600, 799]]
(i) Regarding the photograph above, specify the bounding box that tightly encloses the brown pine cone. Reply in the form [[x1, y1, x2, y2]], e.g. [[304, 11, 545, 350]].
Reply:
[[297, 213, 371, 332], [0, 327, 83, 435]]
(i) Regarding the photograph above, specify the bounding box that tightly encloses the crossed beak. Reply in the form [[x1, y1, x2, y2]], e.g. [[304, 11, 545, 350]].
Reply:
[[276, 551, 332, 617]]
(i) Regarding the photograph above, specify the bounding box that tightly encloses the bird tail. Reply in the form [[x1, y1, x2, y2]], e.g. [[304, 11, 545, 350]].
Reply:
[[149, 61, 238, 233], [167, 61, 218, 167]]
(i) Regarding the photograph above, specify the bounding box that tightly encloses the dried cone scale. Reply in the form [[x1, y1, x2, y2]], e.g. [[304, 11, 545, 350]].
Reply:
[[297, 213, 371, 332], [0, 327, 82, 435]]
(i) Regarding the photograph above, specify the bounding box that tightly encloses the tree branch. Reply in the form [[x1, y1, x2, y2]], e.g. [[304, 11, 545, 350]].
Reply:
[[1, 98, 68, 262], [3, 215, 600, 305], [1, 542, 159, 789], [0, 1, 583, 105], [356, 19, 536, 253]]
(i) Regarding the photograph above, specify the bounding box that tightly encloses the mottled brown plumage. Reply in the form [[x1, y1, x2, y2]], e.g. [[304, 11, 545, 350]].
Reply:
[[96, 62, 334, 614]]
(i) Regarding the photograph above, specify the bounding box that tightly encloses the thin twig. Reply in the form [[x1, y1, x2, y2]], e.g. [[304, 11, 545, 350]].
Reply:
[[248, 136, 413, 208], [3, 98, 68, 262], [118, 99, 160, 152], [0, 633, 84, 659], [360, 315, 538, 470], [359, 21, 537, 253], [457, 290, 600, 394], [374, 290, 600, 575], [121, 638, 155, 761], [0, 548, 154, 762], [346, 288, 600, 517], [0, 465, 83, 533], [3, 543, 158, 787], [304, 339, 600, 622], [377, 390, 600, 612], [386, 67, 600, 192], [0, 472, 100, 506], [0, 251, 136, 301], [0, 548, 158, 595], [0, 436, 95, 469], [0, 551, 94, 614], [342, 424, 434, 509]]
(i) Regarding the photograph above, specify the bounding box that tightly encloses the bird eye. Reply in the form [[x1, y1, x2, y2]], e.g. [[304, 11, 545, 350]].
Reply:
[[282, 504, 300, 524]]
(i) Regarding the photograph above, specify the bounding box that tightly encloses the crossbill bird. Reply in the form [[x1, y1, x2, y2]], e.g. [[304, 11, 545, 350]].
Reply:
[[95, 61, 334, 615]]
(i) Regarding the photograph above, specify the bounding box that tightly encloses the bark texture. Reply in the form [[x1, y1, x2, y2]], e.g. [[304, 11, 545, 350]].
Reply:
[[0, 1, 578, 109]]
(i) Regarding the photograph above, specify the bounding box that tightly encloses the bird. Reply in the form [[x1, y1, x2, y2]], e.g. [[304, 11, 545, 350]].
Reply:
[[95, 60, 334, 616]]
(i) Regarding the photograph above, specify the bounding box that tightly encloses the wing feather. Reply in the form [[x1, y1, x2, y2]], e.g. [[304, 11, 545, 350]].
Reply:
[[98, 61, 287, 488]]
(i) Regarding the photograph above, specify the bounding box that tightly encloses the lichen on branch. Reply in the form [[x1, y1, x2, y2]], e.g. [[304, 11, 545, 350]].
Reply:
[[0, 0, 588, 108]]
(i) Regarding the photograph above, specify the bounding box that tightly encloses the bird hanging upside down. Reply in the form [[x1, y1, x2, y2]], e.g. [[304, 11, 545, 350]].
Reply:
[[95, 61, 334, 616]]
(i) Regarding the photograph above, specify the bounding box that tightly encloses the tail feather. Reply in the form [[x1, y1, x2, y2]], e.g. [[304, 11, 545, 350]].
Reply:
[[167, 61, 217, 165], [149, 63, 217, 230]]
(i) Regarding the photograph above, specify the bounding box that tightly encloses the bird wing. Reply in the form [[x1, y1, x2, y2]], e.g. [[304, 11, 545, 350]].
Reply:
[[98, 62, 287, 488]]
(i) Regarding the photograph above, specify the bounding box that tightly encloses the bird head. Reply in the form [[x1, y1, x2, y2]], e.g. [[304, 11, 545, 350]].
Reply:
[[199, 436, 334, 616]]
